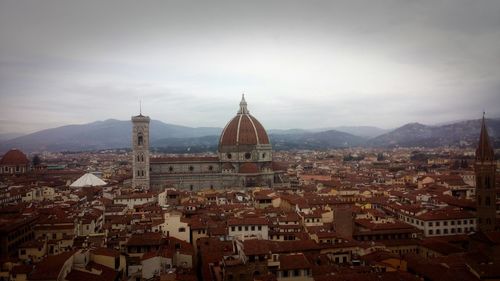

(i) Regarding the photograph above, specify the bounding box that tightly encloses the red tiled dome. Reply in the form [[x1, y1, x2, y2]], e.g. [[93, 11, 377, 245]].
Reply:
[[239, 163, 259, 174], [0, 149, 29, 165], [219, 96, 270, 147], [222, 163, 235, 170]]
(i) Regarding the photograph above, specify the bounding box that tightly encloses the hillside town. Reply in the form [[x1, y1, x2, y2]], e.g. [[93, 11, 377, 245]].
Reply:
[[0, 113, 499, 281]]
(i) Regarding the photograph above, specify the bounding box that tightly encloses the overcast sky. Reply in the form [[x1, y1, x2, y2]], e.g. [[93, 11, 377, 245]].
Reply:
[[1, 0, 500, 134]]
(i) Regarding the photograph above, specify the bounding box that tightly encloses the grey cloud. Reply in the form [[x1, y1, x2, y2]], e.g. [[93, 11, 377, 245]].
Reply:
[[1, 0, 500, 133]]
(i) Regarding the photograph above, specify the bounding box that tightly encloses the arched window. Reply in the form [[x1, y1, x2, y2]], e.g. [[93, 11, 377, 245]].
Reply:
[[486, 176, 491, 189], [137, 133, 144, 145]]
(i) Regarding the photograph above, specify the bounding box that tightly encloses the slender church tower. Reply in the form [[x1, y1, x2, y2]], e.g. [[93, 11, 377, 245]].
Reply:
[[132, 111, 150, 190], [475, 114, 496, 232]]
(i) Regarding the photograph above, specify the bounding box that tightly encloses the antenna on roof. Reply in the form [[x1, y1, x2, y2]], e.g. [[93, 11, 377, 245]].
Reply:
[[139, 97, 143, 116]]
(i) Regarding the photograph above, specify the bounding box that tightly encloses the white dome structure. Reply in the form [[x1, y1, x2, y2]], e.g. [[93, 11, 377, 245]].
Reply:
[[70, 173, 106, 188]]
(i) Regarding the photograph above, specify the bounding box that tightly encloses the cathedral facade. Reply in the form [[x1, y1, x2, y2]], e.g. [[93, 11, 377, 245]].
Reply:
[[131, 96, 288, 191]]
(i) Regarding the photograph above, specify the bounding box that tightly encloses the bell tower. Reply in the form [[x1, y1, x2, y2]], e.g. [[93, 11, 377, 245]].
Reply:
[[475, 114, 496, 232], [132, 112, 150, 190]]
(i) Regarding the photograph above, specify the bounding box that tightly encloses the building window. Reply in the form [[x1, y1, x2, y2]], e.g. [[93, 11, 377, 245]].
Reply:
[[169, 166, 173, 172], [137, 133, 143, 145], [245, 152, 251, 159], [179, 227, 185, 232], [429, 230, 433, 235], [231, 226, 235, 231], [486, 196, 491, 206], [227, 153, 232, 159], [189, 166, 194, 171], [208, 165, 213, 171], [262, 153, 266, 158]]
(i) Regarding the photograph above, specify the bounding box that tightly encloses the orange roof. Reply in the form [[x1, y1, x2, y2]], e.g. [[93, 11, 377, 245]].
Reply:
[[279, 253, 311, 270], [239, 163, 259, 173], [219, 97, 270, 147], [0, 149, 29, 165]]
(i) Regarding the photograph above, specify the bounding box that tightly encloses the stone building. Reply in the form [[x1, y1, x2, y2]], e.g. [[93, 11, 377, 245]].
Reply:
[[131, 95, 288, 191], [0, 148, 30, 175], [475, 115, 497, 231]]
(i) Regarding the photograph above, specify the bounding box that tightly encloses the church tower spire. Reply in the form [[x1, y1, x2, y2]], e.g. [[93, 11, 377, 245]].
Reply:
[[238, 94, 249, 114], [475, 113, 497, 232], [476, 113, 495, 162]]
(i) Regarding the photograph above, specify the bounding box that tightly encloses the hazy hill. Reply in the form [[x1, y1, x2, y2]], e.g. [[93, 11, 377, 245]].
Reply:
[[152, 130, 365, 152], [1, 118, 499, 153], [0, 133, 25, 142], [332, 126, 388, 138], [270, 130, 366, 150], [268, 126, 387, 138], [0, 119, 221, 153], [369, 118, 500, 147]]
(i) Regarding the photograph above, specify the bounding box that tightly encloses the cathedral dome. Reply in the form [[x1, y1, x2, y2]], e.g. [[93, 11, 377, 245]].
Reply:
[[0, 149, 29, 165], [219, 95, 270, 147]]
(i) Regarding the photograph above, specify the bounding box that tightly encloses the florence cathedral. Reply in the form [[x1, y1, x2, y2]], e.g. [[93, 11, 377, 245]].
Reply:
[[131, 95, 288, 191]]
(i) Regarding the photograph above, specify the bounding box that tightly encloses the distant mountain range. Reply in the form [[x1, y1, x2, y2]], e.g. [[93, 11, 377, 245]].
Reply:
[[368, 119, 500, 148], [0, 118, 498, 153]]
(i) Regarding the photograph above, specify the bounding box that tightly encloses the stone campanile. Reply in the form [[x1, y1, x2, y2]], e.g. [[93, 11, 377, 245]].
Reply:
[[132, 113, 150, 190], [475, 114, 497, 232]]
